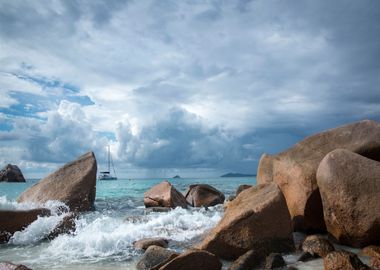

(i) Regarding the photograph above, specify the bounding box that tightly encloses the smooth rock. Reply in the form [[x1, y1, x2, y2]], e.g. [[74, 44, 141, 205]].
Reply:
[[46, 212, 77, 240], [198, 183, 294, 260], [134, 238, 169, 250], [0, 208, 51, 243], [0, 164, 25, 182], [236, 185, 252, 196], [184, 184, 225, 207], [0, 262, 32, 270], [136, 245, 179, 270], [257, 120, 380, 232], [228, 250, 260, 270], [144, 181, 188, 209], [317, 149, 380, 247], [301, 235, 334, 258], [323, 251, 369, 270], [17, 152, 97, 212], [158, 249, 222, 270], [264, 253, 285, 269]]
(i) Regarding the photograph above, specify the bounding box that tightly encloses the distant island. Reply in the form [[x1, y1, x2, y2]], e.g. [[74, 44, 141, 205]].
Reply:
[[220, 173, 256, 177], [172, 175, 181, 178]]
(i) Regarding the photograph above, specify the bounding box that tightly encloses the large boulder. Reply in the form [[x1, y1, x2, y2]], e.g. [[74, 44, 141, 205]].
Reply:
[[257, 120, 380, 232], [17, 152, 97, 212], [184, 184, 225, 207], [317, 149, 380, 247], [323, 251, 369, 270], [144, 181, 188, 209], [198, 183, 294, 260], [136, 245, 179, 270], [0, 164, 25, 182], [0, 208, 51, 243], [158, 249, 222, 270]]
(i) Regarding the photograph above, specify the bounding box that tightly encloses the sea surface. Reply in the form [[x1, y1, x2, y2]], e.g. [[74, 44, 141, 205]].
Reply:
[[0, 177, 255, 269]]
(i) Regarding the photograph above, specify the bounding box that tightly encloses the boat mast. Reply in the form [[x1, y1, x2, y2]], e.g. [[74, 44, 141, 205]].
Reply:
[[108, 145, 111, 173]]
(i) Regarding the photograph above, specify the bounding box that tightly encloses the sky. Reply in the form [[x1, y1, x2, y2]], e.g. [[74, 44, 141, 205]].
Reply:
[[1, 0, 380, 178]]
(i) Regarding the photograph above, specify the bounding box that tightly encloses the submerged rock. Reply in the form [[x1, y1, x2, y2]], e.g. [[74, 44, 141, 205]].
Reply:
[[184, 184, 225, 207], [301, 235, 334, 258], [257, 120, 380, 232], [0, 208, 51, 243], [0, 164, 25, 182], [0, 261, 32, 270], [158, 249, 222, 270], [323, 251, 369, 270], [144, 181, 188, 209], [136, 245, 179, 270], [317, 149, 380, 247], [134, 238, 169, 250], [199, 183, 294, 260], [17, 152, 97, 212]]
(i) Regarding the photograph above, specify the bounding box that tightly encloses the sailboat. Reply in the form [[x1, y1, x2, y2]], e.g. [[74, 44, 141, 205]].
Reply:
[[98, 145, 117, 180]]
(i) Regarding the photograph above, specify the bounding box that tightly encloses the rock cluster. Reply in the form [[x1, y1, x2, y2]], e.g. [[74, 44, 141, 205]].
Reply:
[[0, 164, 25, 182]]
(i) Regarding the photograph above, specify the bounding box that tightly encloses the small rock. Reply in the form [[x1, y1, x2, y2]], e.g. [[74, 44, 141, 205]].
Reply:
[[47, 212, 77, 240], [226, 195, 236, 201], [134, 238, 169, 250], [0, 261, 32, 270], [184, 184, 225, 207], [235, 185, 252, 196], [144, 181, 188, 209], [264, 253, 285, 269], [144, 207, 172, 213], [0, 164, 25, 182], [323, 251, 369, 270], [228, 250, 260, 270], [301, 235, 334, 258], [136, 245, 178, 270], [158, 249, 222, 270]]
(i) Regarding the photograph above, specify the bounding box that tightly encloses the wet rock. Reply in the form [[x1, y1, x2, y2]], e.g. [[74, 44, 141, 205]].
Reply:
[[301, 235, 334, 258], [0, 208, 51, 243], [184, 184, 225, 207], [134, 238, 169, 250], [317, 149, 380, 247], [362, 246, 380, 269], [235, 185, 252, 196], [144, 181, 188, 209], [18, 152, 97, 212], [228, 250, 260, 270], [158, 249, 222, 270], [199, 183, 294, 260], [257, 120, 380, 232], [0, 261, 32, 270], [46, 212, 77, 240], [264, 253, 285, 269], [144, 207, 172, 213], [323, 251, 369, 270], [136, 245, 179, 270], [0, 164, 25, 182]]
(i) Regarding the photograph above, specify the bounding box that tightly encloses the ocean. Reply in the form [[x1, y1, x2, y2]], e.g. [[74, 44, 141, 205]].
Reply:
[[0, 177, 255, 269]]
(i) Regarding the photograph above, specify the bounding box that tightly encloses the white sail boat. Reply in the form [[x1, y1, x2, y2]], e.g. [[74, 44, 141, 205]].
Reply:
[[98, 145, 117, 180]]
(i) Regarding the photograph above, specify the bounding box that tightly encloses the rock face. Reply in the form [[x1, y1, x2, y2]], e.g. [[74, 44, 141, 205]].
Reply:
[[0, 262, 32, 270], [301, 235, 334, 258], [0, 208, 51, 243], [199, 183, 294, 260], [184, 184, 225, 207], [17, 152, 97, 212], [0, 164, 25, 182], [236, 185, 252, 196], [136, 245, 179, 270], [134, 238, 169, 250], [144, 181, 188, 209], [323, 251, 369, 270], [159, 249, 222, 270], [317, 149, 380, 247], [257, 120, 380, 232]]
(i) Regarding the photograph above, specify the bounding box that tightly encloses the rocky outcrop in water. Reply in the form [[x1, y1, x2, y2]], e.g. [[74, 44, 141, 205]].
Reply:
[[323, 251, 369, 270], [17, 152, 97, 212], [257, 120, 380, 232], [228, 250, 259, 270], [199, 183, 294, 260], [158, 249, 222, 270], [144, 181, 188, 209], [301, 235, 334, 258], [134, 238, 169, 250], [184, 184, 225, 207], [136, 245, 179, 270], [0, 261, 32, 270], [0, 164, 25, 182], [0, 208, 51, 243], [317, 149, 380, 247]]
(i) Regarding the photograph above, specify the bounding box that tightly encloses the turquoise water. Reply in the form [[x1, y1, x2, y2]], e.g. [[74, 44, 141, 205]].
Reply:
[[0, 177, 255, 269]]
